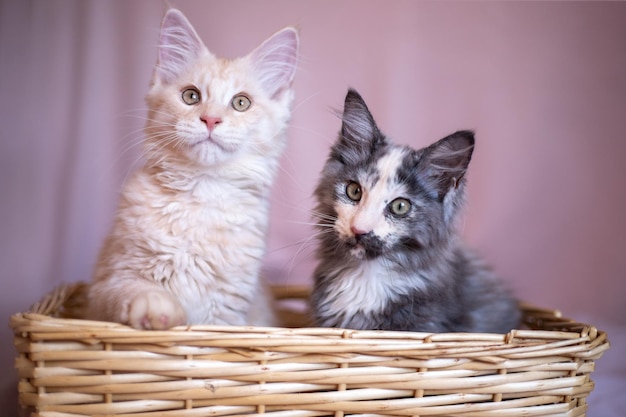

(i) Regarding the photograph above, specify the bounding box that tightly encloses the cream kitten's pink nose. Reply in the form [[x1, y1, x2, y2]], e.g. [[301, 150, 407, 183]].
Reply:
[[201, 116, 222, 131]]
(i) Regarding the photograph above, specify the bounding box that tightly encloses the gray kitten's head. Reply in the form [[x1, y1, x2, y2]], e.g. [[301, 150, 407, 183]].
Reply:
[[314, 89, 474, 261]]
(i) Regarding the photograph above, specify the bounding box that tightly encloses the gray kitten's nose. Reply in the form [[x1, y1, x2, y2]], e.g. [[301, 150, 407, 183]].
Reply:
[[351, 225, 370, 239]]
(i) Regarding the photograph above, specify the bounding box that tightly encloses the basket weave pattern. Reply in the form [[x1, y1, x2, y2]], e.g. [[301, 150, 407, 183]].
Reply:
[[11, 283, 609, 417]]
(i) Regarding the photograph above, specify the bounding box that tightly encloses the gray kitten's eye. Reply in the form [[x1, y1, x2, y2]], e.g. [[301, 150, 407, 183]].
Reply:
[[346, 181, 362, 202], [390, 198, 411, 216], [181, 88, 201, 105], [232, 94, 251, 112]]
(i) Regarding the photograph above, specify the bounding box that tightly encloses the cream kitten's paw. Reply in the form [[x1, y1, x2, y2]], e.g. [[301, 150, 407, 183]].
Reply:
[[125, 290, 187, 330]]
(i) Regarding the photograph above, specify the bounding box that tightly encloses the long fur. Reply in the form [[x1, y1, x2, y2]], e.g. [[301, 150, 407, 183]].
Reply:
[[84, 9, 299, 329], [311, 89, 520, 333]]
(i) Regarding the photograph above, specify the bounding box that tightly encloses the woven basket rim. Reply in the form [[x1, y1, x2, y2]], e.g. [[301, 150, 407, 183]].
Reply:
[[11, 281, 611, 417], [10, 281, 610, 352]]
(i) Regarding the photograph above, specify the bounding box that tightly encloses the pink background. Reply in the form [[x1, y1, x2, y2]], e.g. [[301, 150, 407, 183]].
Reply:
[[1, 1, 624, 415]]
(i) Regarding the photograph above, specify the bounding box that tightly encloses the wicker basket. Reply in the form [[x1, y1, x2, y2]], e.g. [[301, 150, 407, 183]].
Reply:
[[11, 282, 609, 417]]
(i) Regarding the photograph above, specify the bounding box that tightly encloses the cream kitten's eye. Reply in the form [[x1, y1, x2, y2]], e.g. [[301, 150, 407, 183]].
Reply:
[[232, 94, 252, 112], [390, 198, 411, 216], [181, 88, 201, 105], [346, 181, 362, 202]]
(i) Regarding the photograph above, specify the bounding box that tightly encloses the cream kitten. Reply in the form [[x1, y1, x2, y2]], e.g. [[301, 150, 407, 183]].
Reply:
[[84, 9, 299, 329]]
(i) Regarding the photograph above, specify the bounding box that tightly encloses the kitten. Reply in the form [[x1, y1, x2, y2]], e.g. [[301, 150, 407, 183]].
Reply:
[[84, 9, 299, 329], [311, 89, 520, 333]]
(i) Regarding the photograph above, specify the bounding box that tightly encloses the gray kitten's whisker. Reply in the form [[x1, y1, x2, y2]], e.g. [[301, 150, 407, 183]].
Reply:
[[285, 220, 334, 228], [309, 208, 337, 221], [313, 215, 336, 224], [284, 229, 332, 275]]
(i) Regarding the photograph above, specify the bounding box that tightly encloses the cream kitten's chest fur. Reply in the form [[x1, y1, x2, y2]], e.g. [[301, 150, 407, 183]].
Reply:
[[98, 164, 273, 326]]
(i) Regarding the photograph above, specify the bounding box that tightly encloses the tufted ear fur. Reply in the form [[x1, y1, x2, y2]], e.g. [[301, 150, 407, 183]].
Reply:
[[341, 89, 379, 144], [154, 9, 205, 84], [417, 131, 475, 201], [331, 89, 387, 165], [249, 27, 299, 99]]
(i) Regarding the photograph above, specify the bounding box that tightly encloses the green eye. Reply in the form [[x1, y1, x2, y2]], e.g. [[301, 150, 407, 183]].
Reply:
[[346, 181, 362, 202], [232, 94, 251, 112], [390, 198, 411, 216], [181, 88, 201, 105]]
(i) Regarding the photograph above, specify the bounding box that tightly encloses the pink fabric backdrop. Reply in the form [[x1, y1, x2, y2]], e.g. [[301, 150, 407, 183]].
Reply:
[[1, 1, 624, 415]]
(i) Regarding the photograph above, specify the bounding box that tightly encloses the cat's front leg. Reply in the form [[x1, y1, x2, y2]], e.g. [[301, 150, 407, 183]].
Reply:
[[86, 277, 187, 330], [124, 289, 187, 330]]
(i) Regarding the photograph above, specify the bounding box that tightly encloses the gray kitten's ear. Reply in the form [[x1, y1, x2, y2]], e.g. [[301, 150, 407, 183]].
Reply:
[[418, 131, 475, 200], [331, 89, 387, 165], [341, 89, 378, 144], [155, 9, 205, 84], [250, 27, 299, 99]]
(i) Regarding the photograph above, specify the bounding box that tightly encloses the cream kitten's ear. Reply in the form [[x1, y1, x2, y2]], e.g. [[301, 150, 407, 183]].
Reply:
[[250, 27, 299, 99], [155, 9, 205, 84]]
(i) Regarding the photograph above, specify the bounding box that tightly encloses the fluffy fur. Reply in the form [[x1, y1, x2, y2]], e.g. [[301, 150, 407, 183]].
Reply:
[[84, 9, 299, 329], [311, 89, 520, 333]]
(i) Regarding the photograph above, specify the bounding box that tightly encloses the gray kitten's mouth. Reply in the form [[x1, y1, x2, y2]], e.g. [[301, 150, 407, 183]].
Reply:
[[346, 235, 384, 260], [349, 245, 367, 260]]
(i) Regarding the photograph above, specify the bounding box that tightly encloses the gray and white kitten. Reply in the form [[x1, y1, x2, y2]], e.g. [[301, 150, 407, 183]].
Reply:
[[311, 89, 520, 333]]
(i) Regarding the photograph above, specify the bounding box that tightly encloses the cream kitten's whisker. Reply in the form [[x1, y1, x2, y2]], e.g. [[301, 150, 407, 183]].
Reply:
[[285, 123, 331, 141], [291, 90, 321, 114], [143, 132, 183, 155], [100, 112, 168, 173], [121, 108, 180, 123], [132, 130, 177, 152]]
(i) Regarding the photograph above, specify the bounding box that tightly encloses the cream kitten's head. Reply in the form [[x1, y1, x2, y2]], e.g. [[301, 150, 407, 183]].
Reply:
[[144, 9, 299, 167]]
